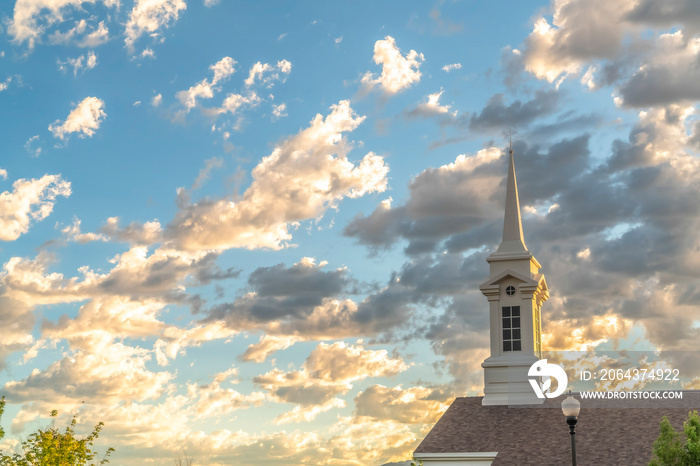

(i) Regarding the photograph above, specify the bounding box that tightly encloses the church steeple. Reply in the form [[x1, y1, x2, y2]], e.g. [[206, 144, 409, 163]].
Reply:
[[496, 143, 527, 254], [479, 141, 549, 406]]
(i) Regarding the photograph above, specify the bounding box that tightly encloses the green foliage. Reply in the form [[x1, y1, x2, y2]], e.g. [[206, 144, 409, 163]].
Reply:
[[0, 399, 5, 442], [649, 411, 700, 466], [684, 411, 700, 465], [649, 416, 683, 466], [0, 397, 114, 466]]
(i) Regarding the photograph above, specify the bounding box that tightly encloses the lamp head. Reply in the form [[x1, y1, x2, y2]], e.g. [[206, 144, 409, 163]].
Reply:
[[561, 390, 580, 417]]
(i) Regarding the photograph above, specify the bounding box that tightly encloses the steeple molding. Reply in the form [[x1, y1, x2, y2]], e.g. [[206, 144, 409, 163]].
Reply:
[[486, 250, 538, 265], [479, 269, 538, 291]]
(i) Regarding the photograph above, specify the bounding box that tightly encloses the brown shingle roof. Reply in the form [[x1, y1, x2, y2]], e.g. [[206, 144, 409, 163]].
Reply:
[[415, 392, 700, 465]]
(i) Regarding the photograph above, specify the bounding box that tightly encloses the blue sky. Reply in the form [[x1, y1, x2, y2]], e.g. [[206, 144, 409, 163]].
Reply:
[[1, 0, 700, 464]]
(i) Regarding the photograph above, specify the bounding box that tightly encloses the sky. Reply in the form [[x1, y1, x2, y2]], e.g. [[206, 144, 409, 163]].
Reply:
[[1, 0, 700, 464]]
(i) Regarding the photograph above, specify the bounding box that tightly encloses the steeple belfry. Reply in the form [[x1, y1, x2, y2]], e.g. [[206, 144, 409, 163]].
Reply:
[[497, 145, 527, 254]]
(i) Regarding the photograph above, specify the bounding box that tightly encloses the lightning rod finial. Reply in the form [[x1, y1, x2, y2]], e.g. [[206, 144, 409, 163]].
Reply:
[[509, 131, 513, 154]]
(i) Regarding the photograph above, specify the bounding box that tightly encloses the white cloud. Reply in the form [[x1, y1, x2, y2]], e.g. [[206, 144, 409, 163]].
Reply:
[[304, 341, 408, 382], [168, 100, 389, 251], [343, 147, 507, 252], [523, 18, 585, 82], [12, 282, 232, 370], [408, 147, 503, 217], [49, 96, 106, 140], [0, 245, 240, 379], [151, 93, 162, 107], [8, 397, 191, 452], [3, 341, 173, 404], [203, 0, 220, 5], [61, 218, 106, 243], [244, 60, 292, 87], [8, 0, 118, 48], [0, 245, 214, 307], [210, 56, 236, 83], [0, 169, 6, 180], [254, 341, 408, 422], [335, 36, 343, 44], [12, 403, 415, 466], [240, 334, 299, 362], [543, 315, 634, 352], [354, 384, 451, 424], [217, 91, 260, 114], [57, 51, 98, 76], [361, 36, 424, 94], [580, 65, 597, 89], [49, 19, 109, 47], [191, 157, 224, 190], [177, 80, 215, 110], [618, 105, 698, 169], [0, 174, 71, 241], [24, 135, 42, 157], [324, 417, 418, 465], [0, 295, 36, 371], [140, 48, 156, 59], [101, 216, 163, 245], [82, 21, 109, 46], [0, 76, 17, 92], [411, 90, 455, 116], [156, 321, 237, 364], [274, 399, 345, 424], [520, 0, 636, 83], [176, 57, 236, 110], [1, 252, 91, 305], [42, 296, 167, 349], [272, 102, 287, 120], [442, 63, 462, 72], [619, 31, 700, 107], [186, 368, 264, 418], [174, 58, 288, 130], [86, 50, 98, 67], [125, 0, 187, 51]]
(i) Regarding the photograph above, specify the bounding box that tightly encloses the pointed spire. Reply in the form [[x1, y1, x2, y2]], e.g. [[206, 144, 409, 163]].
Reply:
[[496, 142, 528, 253]]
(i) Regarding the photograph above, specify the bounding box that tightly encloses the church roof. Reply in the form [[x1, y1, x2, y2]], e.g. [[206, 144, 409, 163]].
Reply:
[[414, 393, 700, 465]]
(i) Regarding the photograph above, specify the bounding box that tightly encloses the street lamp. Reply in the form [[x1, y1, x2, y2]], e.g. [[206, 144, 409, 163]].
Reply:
[[561, 390, 580, 466]]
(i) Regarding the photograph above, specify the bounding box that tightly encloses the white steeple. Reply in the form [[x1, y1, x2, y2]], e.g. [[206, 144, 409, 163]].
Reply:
[[496, 143, 527, 254], [479, 142, 549, 406]]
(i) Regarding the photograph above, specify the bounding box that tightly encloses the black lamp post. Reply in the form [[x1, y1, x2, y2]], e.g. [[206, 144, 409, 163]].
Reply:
[[561, 390, 580, 466]]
